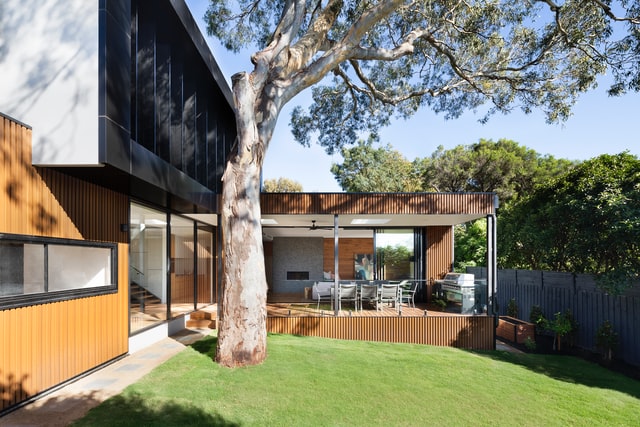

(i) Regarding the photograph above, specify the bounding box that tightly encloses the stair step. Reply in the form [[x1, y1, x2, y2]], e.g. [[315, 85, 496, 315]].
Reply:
[[190, 310, 216, 320], [186, 319, 216, 329]]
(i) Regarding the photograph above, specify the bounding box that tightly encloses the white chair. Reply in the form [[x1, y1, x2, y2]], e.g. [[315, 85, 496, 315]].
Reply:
[[313, 282, 333, 310], [400, 281, 419, 308], [380, 284, 400, 312], [359, 284, 380, 311], [338, 283, 358, 311]]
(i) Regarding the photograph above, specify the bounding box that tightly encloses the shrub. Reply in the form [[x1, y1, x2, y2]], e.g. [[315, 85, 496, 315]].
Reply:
[[431, 293, 447, 311], [596, 320, 618, 362], [524, 336, 537, 351], [548, 309, 578, 351], [506, 298, 518, 318], [529, 305, 547, 332]]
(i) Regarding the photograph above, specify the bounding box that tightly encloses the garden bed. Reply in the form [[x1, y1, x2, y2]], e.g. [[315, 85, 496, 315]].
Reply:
[[497, 316, 535, 345]]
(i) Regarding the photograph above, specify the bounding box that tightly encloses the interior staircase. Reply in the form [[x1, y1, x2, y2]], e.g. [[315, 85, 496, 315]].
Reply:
[[130, 282, 161, 312]]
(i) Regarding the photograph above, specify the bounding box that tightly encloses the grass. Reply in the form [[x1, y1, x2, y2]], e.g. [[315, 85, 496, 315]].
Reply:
[[73, 333, 640, 427]]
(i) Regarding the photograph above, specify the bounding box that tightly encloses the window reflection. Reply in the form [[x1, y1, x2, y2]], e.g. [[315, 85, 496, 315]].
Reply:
[[375, 229, 415, 281], [130, 204, 168, 333], [129, 203, 215, 333]]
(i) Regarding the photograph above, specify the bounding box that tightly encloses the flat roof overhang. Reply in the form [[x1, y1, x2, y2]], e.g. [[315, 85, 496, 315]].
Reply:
[[260, 192, 498, 238]]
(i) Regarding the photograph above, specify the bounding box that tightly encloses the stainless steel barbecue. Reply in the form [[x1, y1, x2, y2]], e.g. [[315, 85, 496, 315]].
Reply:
[[435, 273, 486, 314], [437, 273, 475, 292]]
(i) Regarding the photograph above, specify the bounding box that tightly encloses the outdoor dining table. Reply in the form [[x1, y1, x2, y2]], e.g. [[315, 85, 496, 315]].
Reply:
[[322, 281, 411, 313]]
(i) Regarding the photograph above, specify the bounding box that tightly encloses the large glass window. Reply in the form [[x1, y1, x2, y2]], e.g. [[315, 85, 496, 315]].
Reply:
[[170, 215, 195, 318], [0, 234, 116, 308], [196, 225, 214, 309], [375, 229, 415, 281], [129, 203, 216, 333], [130, 204, 168, 333]]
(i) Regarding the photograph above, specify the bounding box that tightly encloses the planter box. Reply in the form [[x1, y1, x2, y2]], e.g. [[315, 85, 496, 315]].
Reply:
[[497, 316, 535, 344]]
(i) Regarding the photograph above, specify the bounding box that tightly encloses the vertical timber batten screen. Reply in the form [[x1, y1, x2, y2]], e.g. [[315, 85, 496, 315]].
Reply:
[[260, 193, 496, 216], [1, 114, 129, 413], [267, 315, 494, 350]]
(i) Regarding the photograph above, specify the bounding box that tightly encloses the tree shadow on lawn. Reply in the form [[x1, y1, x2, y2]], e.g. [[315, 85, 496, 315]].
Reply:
[[190, 334, 218, 359], [74, 392, 239, 427], [472, 348, 640, 398]]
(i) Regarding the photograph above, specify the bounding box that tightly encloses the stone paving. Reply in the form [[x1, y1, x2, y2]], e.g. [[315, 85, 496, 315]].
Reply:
[[0, 329, 210, 427]]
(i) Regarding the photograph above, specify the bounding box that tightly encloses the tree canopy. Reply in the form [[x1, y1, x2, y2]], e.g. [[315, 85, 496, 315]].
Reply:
[[330, 138, 421, 192], [204, 1, 640, 366], [499, 152, 640, 294], [332, 138, 573, 206], [418, 139, 575, 207], [207, 1, 640, 153], [262, 177, 304, 192]]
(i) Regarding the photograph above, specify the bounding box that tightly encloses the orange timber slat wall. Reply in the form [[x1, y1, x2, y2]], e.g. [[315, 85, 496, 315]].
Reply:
[[267, 316, 494, 350], [323, 238, 374, 280], [0, 115, 129, 412], [426, 226, 453, 298], [260, 192, 495, 216]]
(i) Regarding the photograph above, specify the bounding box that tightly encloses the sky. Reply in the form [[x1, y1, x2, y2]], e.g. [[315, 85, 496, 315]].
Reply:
[[186, 1, 639, 192]]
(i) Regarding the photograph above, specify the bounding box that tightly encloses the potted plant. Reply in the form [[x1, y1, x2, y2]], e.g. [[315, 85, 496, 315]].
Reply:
[[431, 293, 447, 311]]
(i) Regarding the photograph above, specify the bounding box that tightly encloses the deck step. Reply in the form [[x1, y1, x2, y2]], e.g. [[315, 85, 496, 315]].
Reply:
[[190, 310, 216, 320], [187, 310, 217, 329], [186, 318, 216, 329]]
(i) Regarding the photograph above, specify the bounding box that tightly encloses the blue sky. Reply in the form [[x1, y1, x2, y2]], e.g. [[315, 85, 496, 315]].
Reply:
[[186, 1, 639, 192]]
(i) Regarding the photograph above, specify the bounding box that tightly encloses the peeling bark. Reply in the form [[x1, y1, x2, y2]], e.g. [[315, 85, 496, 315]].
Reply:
[[216, 72, 269, 367]]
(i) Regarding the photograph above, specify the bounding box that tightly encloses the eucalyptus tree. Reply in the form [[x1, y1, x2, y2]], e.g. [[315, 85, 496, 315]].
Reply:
[[204, 0, 640, 366], [331, 139, 421, 192]]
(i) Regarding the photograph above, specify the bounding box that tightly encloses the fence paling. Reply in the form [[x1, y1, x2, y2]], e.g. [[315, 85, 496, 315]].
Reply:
[[468, 267, 640, 367]]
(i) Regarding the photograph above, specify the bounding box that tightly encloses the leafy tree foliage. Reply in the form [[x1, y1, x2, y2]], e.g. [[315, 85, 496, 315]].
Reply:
[[262, 177, 303, 192], [418, 139, 575, 207], [454, 220, 487, 271], [330, 139, 421, 192], [203, 0, 640, 366], [499, 153, 640, 294]]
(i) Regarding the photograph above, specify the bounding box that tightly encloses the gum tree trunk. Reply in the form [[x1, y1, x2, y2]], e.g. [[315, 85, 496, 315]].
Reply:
[[213, 1, 343, 367], [215, 72, 272, 367], [215, 60, 290, 367]]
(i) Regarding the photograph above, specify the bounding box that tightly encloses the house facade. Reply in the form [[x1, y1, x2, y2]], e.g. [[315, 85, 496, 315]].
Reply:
[[1, 0, 234, 413], [1, 0, 497, 414]]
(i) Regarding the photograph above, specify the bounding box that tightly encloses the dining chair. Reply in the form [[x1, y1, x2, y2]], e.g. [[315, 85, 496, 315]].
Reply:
[[400, 281, 419, 308], [313, 282, 333, 310], [338, 283, 358, 311], [359, 284, 380, 311], [380, 284, 400, 312]]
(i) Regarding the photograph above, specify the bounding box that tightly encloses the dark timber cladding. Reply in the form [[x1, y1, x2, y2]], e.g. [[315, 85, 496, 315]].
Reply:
[[260, 192, 495, 215]]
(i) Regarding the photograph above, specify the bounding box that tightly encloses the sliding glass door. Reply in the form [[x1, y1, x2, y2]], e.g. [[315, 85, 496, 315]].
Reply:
[[375, 229, 415, 281], [129, 203, 216, 334], [130, 204, 168, 332]]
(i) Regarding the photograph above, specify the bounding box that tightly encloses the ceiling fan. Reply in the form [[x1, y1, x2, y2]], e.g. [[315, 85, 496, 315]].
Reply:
[[309, 220, 334, 230]]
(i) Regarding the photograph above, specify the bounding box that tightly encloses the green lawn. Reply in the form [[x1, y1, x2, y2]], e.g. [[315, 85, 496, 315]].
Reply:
[[73, 333, 640, 427]]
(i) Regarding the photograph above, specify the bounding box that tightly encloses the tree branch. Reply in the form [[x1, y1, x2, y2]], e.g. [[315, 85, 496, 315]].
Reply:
[[284, 0, 342, 74], [285, 0, 405, 100]]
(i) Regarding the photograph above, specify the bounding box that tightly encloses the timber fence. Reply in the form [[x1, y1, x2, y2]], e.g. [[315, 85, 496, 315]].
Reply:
[[468, 267, 640, 367]]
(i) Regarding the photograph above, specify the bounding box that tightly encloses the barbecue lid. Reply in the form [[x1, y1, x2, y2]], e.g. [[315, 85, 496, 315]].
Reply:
[[442, 273, 475, 283]]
